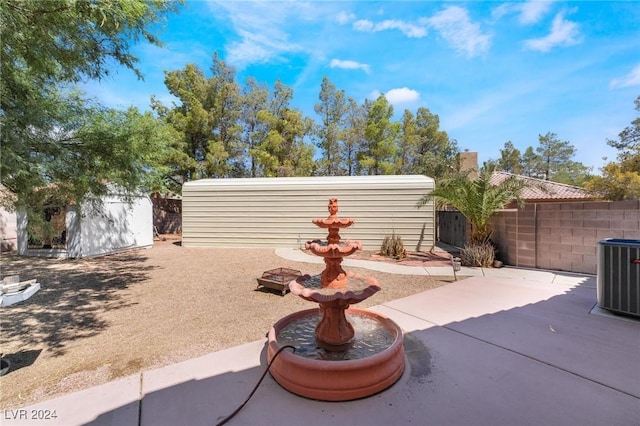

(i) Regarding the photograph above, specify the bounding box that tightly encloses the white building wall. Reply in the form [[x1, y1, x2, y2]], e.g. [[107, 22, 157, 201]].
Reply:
[[16, 211, 28, 256], [1, 206, 17, 251], [79, 196, 153, 258], [182, 175, 435, 251], [17, 195, 153, 258], [66, 208, 82, 258]]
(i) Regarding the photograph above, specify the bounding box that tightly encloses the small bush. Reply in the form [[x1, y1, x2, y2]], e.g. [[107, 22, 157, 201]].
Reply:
[[380, 232, 407, 260], [460, 242, 496, 267]]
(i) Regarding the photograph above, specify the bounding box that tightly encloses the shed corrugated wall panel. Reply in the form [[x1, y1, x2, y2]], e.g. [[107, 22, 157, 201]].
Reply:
[[182, 175, 434, 250]]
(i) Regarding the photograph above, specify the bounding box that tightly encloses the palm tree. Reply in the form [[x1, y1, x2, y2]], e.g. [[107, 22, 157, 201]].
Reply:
[[418, 165, 526, 244]]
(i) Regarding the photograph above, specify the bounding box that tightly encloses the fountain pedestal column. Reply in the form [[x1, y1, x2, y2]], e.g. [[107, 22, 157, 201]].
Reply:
[[316, 299, 354, 350], [321, 257, 348, 289]]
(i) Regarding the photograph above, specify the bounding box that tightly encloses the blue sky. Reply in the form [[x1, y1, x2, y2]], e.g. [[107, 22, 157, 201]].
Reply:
[[82, 1, 640, 173]]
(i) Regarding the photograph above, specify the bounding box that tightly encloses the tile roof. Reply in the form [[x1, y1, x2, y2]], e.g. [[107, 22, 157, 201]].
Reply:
[[490, 171, 599, 201]]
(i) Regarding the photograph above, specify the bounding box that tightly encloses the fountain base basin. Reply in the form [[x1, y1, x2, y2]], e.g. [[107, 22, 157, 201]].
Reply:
[[267, 308, 405, 401]]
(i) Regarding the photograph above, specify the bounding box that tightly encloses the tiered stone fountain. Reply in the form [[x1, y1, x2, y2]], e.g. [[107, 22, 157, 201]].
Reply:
[[267, 198, 405, 401]]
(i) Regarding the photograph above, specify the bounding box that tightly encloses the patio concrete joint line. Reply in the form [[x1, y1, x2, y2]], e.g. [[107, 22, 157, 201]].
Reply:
[[440, 324, 640, 400], [379, 304, 441, 328], [138, 372, 144, 426]]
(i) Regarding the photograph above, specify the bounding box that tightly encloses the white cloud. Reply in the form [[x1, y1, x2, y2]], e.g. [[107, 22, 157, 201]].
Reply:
[[353, 19, 374, 32], [336, 11, 355, 24], [493, 1, 552, 24], [491, 4, 512, 20], [426, 6, 491, 57], [208, 1, 327, 68], [385, 87, 420, 104], [610, 65, 640, 89], [227, 27, 302, 66], [353, 18, 427, 38], [367, 88, 420, 105], [524, 11, 581, 52], [330, 59, 370, 74], [519, 1, 554, 24], [350, 6, 491, 57], [381, 20, 427, 38]]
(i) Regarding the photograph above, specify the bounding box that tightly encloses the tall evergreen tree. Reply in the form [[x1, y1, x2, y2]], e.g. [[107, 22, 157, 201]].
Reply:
[[497, 141, 523, 174], [586, 95, 640, 200], [342, 98, 367, 176], [207, 53, 244, 177], [521, 146, 542, 178], [606, 95, 640, 173], [241, 77, 269, 177], [254, 80, 314, 177], [153, 55, 248, 180], [535, 132, 591, 184], [501, 134, 590, 185], [536, 132, 576, 180], [359, 95, 399, 175], [413, 107, 458, 180], [159, 63, 214, 181], [397, 110, 419, 174], [314, 77, 347, 176]]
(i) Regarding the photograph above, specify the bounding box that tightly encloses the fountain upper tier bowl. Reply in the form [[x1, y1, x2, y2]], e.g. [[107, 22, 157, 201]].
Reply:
[[311, 216, 354, 228]]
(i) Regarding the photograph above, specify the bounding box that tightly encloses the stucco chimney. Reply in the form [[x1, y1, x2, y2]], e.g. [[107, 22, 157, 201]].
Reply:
[[458, 151, 478, 180]]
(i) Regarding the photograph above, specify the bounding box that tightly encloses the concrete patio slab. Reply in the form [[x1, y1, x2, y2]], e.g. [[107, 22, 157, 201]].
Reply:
[[479, 266, 568, 283], [1, 374, 139, 426], [424, 265, 485, 277], [550, 273, 597, 288], [369, 305, 438, 333], [383, 277, 577, 326], [3, 271, 638, 426], [140, 340, 266, 426], [343, 258, 430, 275], [197, 325, 639, 426], [440, 284, 640, 398]]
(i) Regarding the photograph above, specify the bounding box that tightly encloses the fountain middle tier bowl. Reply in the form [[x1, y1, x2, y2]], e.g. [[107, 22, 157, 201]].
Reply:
[[267, 308, 406, 401], [305, 240, 362, 258], [289, 273, 380, 303]]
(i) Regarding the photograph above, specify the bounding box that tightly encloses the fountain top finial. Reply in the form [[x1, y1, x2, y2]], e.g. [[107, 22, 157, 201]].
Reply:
[[328, 198, 338, 217], [312, 198, 354, 228]]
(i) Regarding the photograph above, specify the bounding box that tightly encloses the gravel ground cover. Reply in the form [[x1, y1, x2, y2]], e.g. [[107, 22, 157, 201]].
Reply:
[[0, 236, 455, 409]]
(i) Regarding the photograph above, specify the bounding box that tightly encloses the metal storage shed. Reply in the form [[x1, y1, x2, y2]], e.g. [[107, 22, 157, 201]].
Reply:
[[182, 175, 435, 251]]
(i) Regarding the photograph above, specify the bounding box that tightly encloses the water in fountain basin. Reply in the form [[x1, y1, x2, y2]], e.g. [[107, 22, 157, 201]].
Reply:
[[276, 311, 395, 361]]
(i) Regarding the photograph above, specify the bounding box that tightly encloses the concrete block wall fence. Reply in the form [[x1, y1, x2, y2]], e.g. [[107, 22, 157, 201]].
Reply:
[[488, 200, 640, 275], [152, 197, 182, 234]]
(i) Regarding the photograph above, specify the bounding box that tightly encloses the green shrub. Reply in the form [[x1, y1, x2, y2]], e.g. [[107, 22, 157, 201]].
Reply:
[[380, 232, 407, 260], [460, 242, 496, 267]]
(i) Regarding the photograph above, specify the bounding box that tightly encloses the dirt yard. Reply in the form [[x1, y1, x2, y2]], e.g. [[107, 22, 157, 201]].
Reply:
[[0, 236, 455, 409]]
